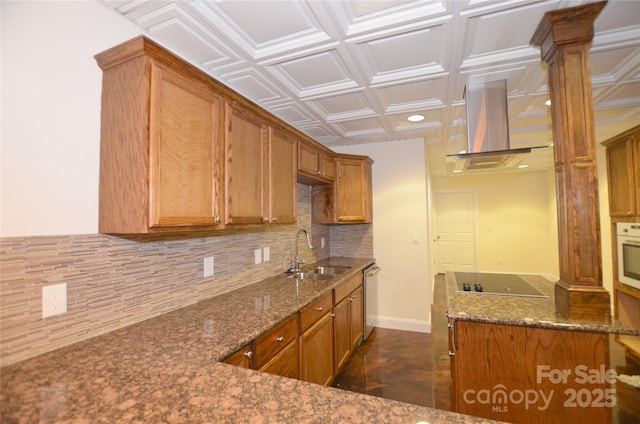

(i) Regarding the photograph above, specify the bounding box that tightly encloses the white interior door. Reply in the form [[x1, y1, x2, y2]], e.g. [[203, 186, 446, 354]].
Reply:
[[434, 191, 477, 273]]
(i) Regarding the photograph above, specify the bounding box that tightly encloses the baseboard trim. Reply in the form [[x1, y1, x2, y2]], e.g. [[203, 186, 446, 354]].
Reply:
[[371, 315, 431, 334]]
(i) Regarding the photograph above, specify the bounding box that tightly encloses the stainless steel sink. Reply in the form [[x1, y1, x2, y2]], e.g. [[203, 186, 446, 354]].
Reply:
[[288, 266, 351, 281], [310, 266, 350, 276], [290, 272, 334, 281]]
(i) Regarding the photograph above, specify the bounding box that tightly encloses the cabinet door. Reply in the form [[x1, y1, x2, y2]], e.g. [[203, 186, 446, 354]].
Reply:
[[300, 312, 335, 386], [606, 137, 636, 217], [259, 340, 299, 379], [268, 127, 297, 224], [149, 63, 223, 228], [333, 296, 351, 373], [298, 142, 320, 176], [451, 320, 611, 423], [350, 285, 364, 347], [319, 153, 335, 181], [335, 157, 372, 223], [224, 103, 268, 225]]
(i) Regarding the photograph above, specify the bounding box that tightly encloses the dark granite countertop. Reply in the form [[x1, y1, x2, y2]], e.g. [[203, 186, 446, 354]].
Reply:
[[446, 271, 638, 335], [1, 258, 501, 423]]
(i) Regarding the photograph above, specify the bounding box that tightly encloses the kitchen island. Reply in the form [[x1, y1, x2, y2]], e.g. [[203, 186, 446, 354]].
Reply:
[[0, 258, 499, 423], [446, 271, 638, 423]]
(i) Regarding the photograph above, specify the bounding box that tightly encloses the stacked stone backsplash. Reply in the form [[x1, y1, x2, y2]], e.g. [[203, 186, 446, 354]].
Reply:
[[0, 184, 373, 367]]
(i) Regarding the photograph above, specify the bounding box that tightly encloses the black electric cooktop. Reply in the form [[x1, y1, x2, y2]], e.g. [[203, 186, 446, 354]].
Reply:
[[454, 272, 549, 298]]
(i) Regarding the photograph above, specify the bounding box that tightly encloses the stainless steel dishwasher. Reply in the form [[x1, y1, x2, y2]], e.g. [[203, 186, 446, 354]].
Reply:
[[363, 263, 381, 340]]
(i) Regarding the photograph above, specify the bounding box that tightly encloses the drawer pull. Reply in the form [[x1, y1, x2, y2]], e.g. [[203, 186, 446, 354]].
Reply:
[[276, 336, 284, 342], [243, 351, 253, 359], [448, 350, 455, 357]]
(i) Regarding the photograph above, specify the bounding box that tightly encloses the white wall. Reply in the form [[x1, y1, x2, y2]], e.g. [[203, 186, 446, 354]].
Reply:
[[1, 1, 141, 237], [596, 142, 614, 301], [432, 170, 560, 277], [335, 140, 432, 333]]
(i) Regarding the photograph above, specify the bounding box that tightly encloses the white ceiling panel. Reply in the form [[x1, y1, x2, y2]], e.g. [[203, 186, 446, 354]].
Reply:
[[310, 92, 375, 122], [270, 49, 361, 99]]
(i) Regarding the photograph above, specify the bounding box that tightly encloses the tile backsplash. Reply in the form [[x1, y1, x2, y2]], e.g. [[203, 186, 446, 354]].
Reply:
[[0, 184, 372, 367]]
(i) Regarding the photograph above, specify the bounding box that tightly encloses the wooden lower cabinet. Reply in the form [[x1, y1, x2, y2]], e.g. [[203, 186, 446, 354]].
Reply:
[[259, 340, 299, 379], [334, 285, 364, 373], [300, 312, 335, 386], [450, 320, 612, 423], [334, 295, 351, 372], [222, 272, 364, 387]]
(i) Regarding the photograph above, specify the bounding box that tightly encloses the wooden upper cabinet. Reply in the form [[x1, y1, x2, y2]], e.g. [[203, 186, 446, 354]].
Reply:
[[603, 125, 640, 218], [268, 127, 297, 224], [335, 155, 373, 224], [312, 154, 373, 225], [149, 63, 223, 228], [95, 41, 224, 234], [298, 141, 335, 184], [224, 103, 268, 225]]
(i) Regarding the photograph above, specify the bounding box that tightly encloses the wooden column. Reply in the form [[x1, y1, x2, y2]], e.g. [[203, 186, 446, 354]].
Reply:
[[531, 1, 611, 322]]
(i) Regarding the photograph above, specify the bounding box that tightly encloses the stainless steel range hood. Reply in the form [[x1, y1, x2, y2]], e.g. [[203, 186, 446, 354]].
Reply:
[[447, 80, 543, 173]]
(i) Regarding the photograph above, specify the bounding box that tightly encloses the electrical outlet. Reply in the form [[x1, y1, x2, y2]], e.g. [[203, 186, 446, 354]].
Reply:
[[263, 247, 270, 262], [204, 256, 214, 277], [42, 283, 67, 318], [254, 248, 262, 264]]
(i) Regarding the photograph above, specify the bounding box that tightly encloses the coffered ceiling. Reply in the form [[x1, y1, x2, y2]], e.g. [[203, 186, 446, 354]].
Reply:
[[100, 0, 640, 176]]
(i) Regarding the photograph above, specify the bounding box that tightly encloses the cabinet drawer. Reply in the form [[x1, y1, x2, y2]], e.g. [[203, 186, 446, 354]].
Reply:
[[255, 314, 298, 369], [334, 272, 362, 303], [300, 291, 332, 333], [222, 343, 254, 369]]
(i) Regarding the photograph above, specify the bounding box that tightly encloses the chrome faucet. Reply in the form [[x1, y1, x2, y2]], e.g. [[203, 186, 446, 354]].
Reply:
[[289, 229, 313, 273]]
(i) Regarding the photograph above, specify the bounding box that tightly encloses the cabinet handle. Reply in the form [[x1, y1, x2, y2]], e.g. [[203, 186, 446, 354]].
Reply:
[[448, 319, 458, 356], [316, 306, 323, 312], [263, 217, 269, 223], [271, 217, 277, 223], [276, 336, 284, 342], [214, 216, 221, 224], [628, 211, 633, 216], [331, 313, 336, 317], [317, 171, 321, 175], [243, 351, 253, 359]]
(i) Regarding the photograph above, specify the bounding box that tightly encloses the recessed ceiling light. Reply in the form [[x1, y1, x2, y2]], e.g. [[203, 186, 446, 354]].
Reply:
[[545, 99, 551, 106], [408, 114, 425, 122]]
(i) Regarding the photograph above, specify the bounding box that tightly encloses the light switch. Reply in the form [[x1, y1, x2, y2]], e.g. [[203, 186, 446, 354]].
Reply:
[[263, 247, 270, 262], [254, 248, 262, 264], [321, 237, 325, 248], [412, 232, 420, 244], [204, 256, 214, 277]]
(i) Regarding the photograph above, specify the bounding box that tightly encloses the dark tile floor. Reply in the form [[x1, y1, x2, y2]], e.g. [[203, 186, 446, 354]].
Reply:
[[332, 274, 640, 423]]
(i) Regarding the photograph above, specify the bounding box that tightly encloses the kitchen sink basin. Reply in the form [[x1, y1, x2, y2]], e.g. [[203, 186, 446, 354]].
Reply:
[[288, 266, 351, 281], [289, 272, 334, 281], [310, 266, 351, 276]]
